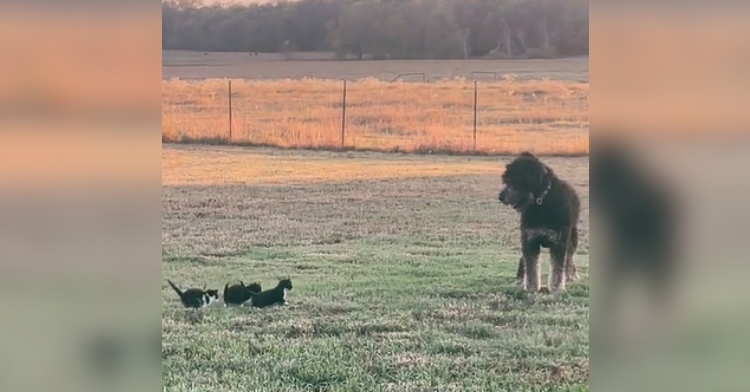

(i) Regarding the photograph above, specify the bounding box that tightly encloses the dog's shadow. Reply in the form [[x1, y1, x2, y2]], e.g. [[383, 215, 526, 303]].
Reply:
[[499, 284, 576, 304]]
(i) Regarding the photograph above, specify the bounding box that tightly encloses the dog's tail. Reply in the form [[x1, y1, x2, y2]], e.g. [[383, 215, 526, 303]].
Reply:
[[223, 283, 230, 299], [167, 279, 184, 299]]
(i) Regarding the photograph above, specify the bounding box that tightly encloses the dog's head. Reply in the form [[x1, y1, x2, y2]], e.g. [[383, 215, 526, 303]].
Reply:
[[498, 152, 550, 210]]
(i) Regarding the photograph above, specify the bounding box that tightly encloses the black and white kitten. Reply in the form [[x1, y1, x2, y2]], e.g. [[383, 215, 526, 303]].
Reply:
[[249, 278, 293, 308], [167, 280, 219, 308]]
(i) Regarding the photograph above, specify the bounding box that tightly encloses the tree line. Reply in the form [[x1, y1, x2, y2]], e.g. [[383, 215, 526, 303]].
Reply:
[[162, 0, 588, 60]]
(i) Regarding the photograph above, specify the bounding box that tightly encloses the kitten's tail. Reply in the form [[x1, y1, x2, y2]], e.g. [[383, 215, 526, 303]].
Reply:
[[167, 279, 184, 299]]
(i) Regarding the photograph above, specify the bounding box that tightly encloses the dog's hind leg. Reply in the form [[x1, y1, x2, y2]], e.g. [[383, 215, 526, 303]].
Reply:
[[515, 256, 525, 286], [549, 229, 573, 292], [565, 227, 580, 283], [549, 245, 567, 292], [549, 227, 578, 292]]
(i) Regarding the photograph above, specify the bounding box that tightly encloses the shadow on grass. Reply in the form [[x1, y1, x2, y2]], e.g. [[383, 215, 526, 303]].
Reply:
[[163, 136, 588, 158]]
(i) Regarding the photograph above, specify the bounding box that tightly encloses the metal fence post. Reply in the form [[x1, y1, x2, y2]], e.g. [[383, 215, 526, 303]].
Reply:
[[473, 80, 478, 151], [228, 79, 233, 143], [341, 80, 347, 148]]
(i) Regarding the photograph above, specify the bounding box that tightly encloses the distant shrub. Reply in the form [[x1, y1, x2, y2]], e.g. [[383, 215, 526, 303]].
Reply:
[[485, 49, 510, 59], [524, 47, 558, 59]]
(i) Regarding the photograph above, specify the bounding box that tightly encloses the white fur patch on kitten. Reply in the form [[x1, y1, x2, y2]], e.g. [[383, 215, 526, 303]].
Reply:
[[203, 293, 220, 307]]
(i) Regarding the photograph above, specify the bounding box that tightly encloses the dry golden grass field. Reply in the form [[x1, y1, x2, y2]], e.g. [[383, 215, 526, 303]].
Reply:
[[162, 77, 588, 156], [162, 144, 590, 391]]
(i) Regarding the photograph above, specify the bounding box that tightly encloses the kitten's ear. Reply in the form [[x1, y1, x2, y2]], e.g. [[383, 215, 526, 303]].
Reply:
[[240, 280, 245, 287], [520, 151, 536, 159], [203, 284, 207, 290]]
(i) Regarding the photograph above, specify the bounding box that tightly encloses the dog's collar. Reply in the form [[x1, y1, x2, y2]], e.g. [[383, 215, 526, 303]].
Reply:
[[534, 180, 552, 205]]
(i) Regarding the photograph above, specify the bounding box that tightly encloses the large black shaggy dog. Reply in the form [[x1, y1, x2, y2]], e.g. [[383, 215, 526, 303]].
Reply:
[[498, 152, 581, 293]]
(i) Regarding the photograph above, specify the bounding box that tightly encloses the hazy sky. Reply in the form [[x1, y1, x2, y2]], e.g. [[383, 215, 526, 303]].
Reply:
[[205, 0, 283, 4]]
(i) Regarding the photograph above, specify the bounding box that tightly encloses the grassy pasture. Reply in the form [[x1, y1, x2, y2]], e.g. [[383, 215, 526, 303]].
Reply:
[[161, 145, 590, 391]]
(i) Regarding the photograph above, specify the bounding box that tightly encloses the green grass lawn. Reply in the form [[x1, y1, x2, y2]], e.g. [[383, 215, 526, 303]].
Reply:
[[162, 147, 589, 391]]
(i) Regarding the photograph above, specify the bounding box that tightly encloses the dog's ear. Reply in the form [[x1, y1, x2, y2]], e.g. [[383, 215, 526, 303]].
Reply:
[[520, 151, 537, 159]]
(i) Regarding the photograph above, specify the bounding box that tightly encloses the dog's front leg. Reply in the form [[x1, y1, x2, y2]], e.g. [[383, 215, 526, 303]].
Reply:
[[515, 256, 525, 286], [522, 235, 542, 293]]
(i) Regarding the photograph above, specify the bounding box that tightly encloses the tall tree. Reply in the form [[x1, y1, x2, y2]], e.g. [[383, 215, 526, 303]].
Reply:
[[161, 0, 589, 59]]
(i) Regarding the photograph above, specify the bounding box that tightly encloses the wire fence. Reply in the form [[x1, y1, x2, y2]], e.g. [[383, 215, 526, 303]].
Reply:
[[162, 77, 589, 155]]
